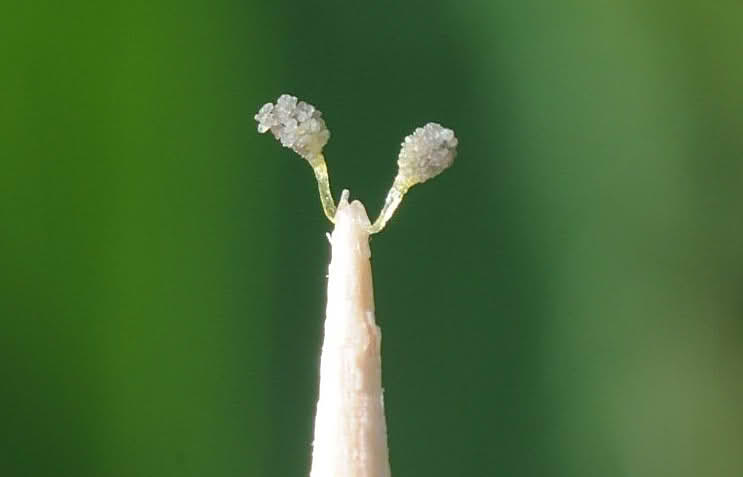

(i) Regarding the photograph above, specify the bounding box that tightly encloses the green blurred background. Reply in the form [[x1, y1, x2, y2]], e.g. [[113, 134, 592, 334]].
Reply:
[[3, 1, 743, 476]]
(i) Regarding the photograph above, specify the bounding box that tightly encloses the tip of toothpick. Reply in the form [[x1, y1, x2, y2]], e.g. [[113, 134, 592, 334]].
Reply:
[[334, 189, 371, 229], [339, 189, 350, 207]]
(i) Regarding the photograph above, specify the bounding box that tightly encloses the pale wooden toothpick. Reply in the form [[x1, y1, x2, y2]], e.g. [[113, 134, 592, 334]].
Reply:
[[311, 189, 389, 477]]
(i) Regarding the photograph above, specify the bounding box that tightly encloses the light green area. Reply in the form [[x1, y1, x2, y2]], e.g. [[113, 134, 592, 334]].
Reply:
[[2, 1, 742, 476]]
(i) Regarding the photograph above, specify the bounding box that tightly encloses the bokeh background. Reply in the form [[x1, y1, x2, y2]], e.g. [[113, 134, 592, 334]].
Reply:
[[3, 1, 743, 476]]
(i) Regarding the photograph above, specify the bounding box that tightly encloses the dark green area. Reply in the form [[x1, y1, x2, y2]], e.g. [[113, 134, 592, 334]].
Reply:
[[2, 1, 742, 476]]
